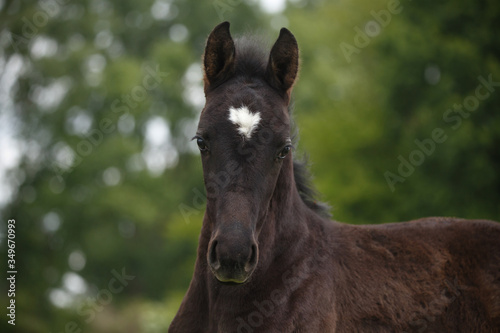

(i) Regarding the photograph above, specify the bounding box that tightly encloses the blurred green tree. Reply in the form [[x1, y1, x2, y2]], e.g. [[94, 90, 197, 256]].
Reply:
[[288, 0, 500, 223]]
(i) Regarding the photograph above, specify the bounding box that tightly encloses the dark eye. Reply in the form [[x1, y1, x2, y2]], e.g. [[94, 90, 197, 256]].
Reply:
[[277, 145, 292, 159], [196, 137, 209, 152]]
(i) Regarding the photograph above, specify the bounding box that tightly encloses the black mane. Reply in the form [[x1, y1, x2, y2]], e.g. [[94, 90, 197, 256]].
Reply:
[[293, 159, 332, 218], [233, 36, 331, 218], [233, 36, 269, 78]]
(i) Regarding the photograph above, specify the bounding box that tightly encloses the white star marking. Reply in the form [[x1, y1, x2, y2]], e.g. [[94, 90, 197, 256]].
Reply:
[[228, 105, 261, 139]]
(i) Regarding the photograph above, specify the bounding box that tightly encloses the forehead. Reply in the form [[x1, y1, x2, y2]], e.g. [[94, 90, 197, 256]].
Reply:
[[199, 80, 290, 139]]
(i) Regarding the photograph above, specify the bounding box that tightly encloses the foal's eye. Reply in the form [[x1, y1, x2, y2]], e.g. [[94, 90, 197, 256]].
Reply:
[[196, 137, 209, 152], [277, 145, 292, 159]]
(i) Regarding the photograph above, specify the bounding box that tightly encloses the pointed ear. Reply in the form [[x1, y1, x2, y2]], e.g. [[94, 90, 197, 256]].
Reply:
[[266, 28, 299, 97], [203, 21, 235, 91]]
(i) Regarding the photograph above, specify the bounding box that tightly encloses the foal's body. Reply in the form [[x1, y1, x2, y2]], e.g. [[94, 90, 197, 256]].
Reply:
[[173, 195, 500, 332], [169, 22, 500, 332]]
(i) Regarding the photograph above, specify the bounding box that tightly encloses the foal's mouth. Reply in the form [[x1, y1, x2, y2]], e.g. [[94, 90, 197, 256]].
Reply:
[[210, 268, 253, 285], [217, 279, 247, 285]]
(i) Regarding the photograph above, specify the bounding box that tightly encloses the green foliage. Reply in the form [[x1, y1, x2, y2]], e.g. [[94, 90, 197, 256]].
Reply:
[[0, 0, 498, 331]]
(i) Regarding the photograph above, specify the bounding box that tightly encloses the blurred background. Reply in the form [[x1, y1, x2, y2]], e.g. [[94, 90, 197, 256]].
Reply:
[[1, 0, 499, 331]]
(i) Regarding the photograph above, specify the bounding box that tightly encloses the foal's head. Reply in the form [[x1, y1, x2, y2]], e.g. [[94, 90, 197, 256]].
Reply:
[[195, 22, 299, 283]]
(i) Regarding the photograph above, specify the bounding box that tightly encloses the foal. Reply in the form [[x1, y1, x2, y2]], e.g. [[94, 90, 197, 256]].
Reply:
[[169, 22, 500, 333]]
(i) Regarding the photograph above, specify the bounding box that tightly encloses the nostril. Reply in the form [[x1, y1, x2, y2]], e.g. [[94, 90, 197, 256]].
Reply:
[[209, 241, 220, 270], [245, 244, 258, 272]]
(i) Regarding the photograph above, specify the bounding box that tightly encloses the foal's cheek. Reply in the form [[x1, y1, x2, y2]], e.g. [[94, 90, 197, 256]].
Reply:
[[263, 163, 284, 198]]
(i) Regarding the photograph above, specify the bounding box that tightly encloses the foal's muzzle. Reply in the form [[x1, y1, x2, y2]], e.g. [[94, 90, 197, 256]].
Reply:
[[207, 225, 258, 284]]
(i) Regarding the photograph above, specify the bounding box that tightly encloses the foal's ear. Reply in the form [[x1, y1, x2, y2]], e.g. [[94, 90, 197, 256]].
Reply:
[[266, 28, 299, 97], [203, 21, 235, 91]]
